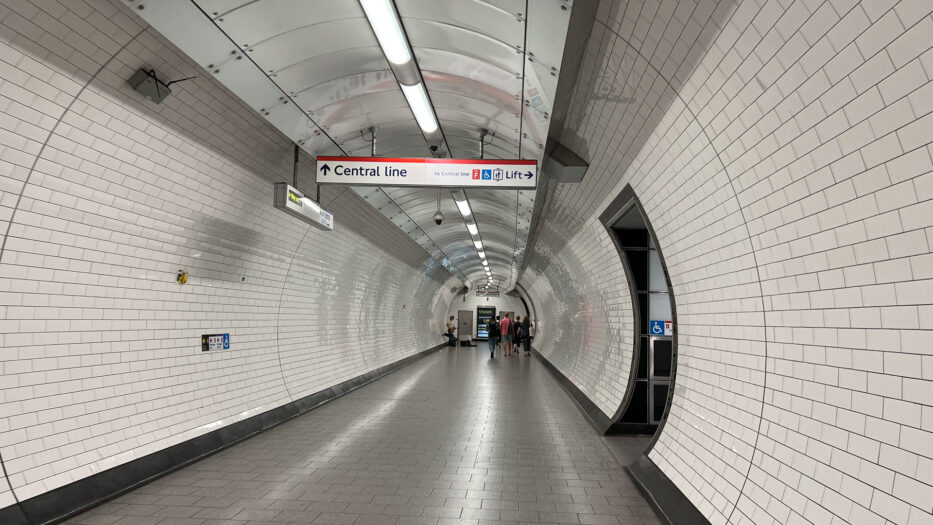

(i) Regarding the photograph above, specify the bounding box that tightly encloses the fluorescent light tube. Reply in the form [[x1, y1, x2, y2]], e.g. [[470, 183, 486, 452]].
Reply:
[[360, 0, 412, 65], [454, 197, 471, 217], [467, 223, 478, 235], [400, 83, 438, 133], [477, 251, 485, 258], [474, 240, 482, 249]]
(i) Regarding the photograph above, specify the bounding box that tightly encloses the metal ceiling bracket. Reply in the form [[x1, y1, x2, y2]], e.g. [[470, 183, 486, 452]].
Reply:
[[361, 126, 377, 156]]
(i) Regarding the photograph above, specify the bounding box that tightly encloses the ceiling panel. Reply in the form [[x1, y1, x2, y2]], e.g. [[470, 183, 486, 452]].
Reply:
[[397, 0, 523, 48], [416, 49, 520, 93], [247, 21, 376, 73], [278, 51, 392, 97], [135, 0, 573, 291], [402, 20, 522, 75], [209, 1, 361, 40]]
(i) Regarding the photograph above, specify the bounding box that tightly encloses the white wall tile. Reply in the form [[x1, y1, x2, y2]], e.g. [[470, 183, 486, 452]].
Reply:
[[0, 0, 458, 503], [520, 1, 933, 524]]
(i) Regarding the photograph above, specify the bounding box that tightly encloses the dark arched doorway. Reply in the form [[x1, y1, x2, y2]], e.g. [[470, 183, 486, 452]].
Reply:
[[599, 185, 678, 445]]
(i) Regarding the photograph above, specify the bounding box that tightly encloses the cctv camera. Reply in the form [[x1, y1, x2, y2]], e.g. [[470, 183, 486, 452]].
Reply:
[[429, 145, 439, 152], [433, 211, 444, 225]]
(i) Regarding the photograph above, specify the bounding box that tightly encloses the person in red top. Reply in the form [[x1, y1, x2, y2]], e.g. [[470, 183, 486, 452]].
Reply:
[[500, 314, 512, 356]]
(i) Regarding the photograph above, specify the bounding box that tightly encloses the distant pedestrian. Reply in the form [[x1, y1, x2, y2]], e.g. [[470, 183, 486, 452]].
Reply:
[[486, 318, 498, 358], [521, 316, 533, 356], [446, 316, 456, 347], [512, 316, 522, 355], [495, 316, 502, 351], [500, 314, 512, 356]]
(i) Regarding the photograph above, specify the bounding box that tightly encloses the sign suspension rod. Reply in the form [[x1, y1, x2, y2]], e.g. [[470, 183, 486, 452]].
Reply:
[[293, 143, 299, 188]]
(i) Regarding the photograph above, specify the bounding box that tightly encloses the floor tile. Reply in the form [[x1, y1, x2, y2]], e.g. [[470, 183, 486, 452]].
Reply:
[[67, 350, 659, 524]]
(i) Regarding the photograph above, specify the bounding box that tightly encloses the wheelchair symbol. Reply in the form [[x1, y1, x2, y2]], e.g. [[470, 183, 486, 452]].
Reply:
[[649, 320, 664, 335]]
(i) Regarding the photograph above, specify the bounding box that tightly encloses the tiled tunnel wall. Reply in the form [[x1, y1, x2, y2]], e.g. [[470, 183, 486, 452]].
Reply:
[[521, 211, 636, 417], [520, 0, 933, 524], [0, 0, 458, 508]]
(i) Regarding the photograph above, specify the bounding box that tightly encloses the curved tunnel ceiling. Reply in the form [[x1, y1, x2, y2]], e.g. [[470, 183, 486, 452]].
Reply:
[[128, 0, 571, 290]]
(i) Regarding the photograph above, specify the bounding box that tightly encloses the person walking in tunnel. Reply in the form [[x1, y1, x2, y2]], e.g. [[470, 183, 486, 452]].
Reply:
[[500, 313, 512, 356], [513, 317, 523, 357], [521, 316, 533, 357], [495, 316, 502, 352], [445, 315, 456, 347], [486, 317, 498, 358]]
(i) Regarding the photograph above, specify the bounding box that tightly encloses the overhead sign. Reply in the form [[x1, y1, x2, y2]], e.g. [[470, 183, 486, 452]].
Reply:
[[649, 320, 673, 336], [273, 183, 334, 231], [316, 156, 537, 189]]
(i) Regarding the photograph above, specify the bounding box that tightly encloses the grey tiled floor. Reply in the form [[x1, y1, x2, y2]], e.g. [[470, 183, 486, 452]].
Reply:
[[66, 348, 661, 525]]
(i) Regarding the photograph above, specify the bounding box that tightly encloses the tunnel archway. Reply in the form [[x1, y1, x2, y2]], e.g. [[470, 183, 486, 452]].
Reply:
[[600, 185, 679, 447]]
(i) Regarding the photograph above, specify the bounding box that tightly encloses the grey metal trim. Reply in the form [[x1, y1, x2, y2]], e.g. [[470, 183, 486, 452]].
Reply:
[[517, 0, 598, 283]]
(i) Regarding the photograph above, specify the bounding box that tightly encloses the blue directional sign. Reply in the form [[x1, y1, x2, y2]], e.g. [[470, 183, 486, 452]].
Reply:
[[222, 333, 230, 350]]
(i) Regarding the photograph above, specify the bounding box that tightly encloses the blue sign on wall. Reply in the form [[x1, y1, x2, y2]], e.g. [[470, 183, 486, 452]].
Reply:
[[649, 320, 672, 336], [649, 320, 665, 335], [223, 333, 230, 350]]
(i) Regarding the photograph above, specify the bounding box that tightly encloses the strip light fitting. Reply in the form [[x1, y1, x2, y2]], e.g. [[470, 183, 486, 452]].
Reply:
[[400, 83, 439, 133], [359, 0, 411, 65], [455, 197, 471, 218]]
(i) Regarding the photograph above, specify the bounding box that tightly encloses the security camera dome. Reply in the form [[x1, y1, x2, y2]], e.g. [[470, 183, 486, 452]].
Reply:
[[433, 211, 444, 225]]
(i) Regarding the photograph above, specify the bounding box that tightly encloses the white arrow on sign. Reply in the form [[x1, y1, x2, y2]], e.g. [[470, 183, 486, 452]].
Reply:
[[315, 156, 537, 189]]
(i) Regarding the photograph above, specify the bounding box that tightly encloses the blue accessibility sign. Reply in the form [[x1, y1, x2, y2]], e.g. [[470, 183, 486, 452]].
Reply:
[[481, 169, 491, 180], [649, 320, 672, 336]]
